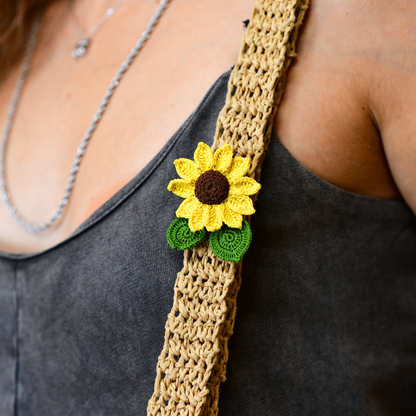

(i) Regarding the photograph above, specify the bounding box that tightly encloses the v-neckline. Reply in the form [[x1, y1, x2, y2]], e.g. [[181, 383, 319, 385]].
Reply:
[[0, 69, 232, 260]]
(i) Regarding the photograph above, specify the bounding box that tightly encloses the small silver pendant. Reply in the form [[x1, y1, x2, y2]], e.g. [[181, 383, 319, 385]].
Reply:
[[71, 38, 90, 59]]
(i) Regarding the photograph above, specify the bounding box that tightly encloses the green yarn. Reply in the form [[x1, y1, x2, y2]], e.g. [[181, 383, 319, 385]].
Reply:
[[209, 220, 252, 263], [167, 218, 206, 250], [167, 218, 252, 261]]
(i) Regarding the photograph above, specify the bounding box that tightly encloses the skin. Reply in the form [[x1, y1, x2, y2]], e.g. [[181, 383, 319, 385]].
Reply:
[[275, 0, 410, 203], [0, 0, 414, 253]]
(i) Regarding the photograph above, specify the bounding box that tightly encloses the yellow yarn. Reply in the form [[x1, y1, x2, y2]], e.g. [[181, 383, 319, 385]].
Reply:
[[168, 142, 260, 232]]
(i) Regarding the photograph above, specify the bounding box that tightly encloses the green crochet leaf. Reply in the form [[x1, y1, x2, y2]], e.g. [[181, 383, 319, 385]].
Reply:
[[209, 220, 252, 263], [167, 218, 206, 250]]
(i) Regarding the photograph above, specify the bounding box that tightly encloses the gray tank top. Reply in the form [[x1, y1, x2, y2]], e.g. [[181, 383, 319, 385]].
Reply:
[[1, 70, 415, 416]]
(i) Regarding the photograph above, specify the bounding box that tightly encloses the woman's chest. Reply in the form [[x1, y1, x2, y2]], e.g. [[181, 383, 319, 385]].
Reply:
[[0, 0, 253, 253]]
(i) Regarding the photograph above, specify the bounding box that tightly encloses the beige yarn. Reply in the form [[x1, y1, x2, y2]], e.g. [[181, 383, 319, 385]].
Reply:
[[147, 1, 309, 415]]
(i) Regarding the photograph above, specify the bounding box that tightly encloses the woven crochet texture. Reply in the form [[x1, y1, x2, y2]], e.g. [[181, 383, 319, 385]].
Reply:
[[147, 1, 310, 415], [194, 170, 230, 205], [209, 220, 252, 263], [167, 218, 207, 251], [168, 142, 260, 232]]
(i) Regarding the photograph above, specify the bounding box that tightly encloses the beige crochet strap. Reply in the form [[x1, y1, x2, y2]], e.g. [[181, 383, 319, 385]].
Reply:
[[147, 1, 309, 415]]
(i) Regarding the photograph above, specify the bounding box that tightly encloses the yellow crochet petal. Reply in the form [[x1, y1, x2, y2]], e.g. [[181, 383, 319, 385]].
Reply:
[[176, 196, 199, 219], [229, 177, 261, 196], [226, 157, 251, 183], [206, 204, 224, 232], [213, 143, 233, 175], [168, 179, 195, 198], [223, 205, 243, 229], [225, 195, 255, 215], [174, 158, 201, 182], [188, 201, 210, 232], [194, 142, 214, 173]]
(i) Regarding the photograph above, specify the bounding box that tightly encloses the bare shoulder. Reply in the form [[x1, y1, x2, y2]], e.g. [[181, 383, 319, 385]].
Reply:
[[274, 0, 416, 210], [357, 0, 416, 212], [293, 0, 416, 74], [303, 0, 416, 111]]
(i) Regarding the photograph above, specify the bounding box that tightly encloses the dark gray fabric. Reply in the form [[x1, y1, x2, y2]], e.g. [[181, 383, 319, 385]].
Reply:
[[0, 70, 415, 415]]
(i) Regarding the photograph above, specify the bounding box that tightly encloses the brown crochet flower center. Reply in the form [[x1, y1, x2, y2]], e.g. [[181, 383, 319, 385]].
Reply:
[[194, 170, 230, 205]]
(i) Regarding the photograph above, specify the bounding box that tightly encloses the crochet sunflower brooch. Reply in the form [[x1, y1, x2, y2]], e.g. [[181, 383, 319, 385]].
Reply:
[[167, 142, 261, 262]]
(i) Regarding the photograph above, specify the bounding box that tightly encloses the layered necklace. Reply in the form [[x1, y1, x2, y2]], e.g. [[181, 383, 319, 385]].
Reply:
[[0, 0, 172, 233]]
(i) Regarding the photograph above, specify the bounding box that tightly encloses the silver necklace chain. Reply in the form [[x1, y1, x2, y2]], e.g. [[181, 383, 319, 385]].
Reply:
[[0, 0, 171, 234], [70, 0, 127, 58]]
